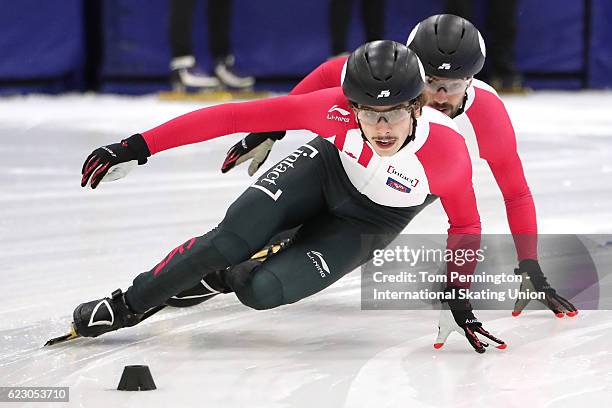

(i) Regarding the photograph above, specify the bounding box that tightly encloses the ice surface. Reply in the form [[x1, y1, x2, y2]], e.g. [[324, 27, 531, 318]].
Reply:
[[1, 92, 611, 407]]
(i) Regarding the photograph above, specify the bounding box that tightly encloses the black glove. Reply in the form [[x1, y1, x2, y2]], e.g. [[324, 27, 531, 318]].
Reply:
[[512, 259, 578, 318], [221, 131, 286, 176], [435, 286, 506, 353], [81, 134, 150, 189]]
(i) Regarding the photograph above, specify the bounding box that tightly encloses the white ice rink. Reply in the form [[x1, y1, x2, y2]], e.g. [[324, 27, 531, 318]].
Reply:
[[1, 91, 611, 407]]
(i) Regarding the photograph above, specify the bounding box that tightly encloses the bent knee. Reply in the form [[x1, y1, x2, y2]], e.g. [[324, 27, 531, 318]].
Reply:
[[234, 266, 285, 310]]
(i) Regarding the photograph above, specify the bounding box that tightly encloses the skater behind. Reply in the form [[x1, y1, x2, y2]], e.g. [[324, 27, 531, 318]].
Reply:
[[169, 0, 254, 91], [221, 14, 578, 320], [445, 0, 524, 92], [69, 40, 504, 353]]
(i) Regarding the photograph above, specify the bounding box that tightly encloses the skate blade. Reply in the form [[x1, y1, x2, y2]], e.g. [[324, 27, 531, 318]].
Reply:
[[43, 304, 167, 347], [44, 324, 79, 347], [251, 239, 291, 261], [159, 89, 271, 102]]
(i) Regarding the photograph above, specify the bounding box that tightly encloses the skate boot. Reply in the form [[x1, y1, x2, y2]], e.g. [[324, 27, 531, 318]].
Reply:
[[171, 55, 220, 92], [166, 237, 291, 308], [214, 55, 255, 89], [73, 289, 143, 338]]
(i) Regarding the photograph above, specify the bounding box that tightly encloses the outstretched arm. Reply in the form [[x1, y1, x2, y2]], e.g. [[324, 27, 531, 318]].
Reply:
[[436, 181, 508, 353], [82, 88, 348, 188], [142, 89, 341, 155], [467, 85, 538, 261], [417, 123, 506, 353], [468, 86, 577, 317], [487, 153, 538, 260]]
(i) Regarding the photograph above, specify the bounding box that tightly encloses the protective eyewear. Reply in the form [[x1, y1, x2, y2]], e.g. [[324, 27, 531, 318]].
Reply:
[[424, 76, 469, 95], [355, 105, 413, 125]]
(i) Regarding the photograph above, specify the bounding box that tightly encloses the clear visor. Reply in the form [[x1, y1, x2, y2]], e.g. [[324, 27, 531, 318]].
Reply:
[[355, 105, 413, 125], [424, 76, 469, 95]]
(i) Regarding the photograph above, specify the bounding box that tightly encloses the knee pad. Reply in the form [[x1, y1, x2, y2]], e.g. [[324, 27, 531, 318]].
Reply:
[[186, 227, 253, 274], [233, 264, 285, 310], [209, 228, 254, 265]]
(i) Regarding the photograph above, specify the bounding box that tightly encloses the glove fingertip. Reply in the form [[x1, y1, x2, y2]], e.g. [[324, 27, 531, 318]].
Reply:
[[221, 160, 235, 173], [433, 343, 444, 349], [247, 165, 258, 177], [555, 312, 565, 318], [82, 155, 94, 174], [566, 310, 579, 317], [511, 311, 521, 317], [496, 343, 507, 350]]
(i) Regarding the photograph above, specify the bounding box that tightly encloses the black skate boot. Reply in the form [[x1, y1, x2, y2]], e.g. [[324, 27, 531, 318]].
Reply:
[[73, 289, 143, 338]]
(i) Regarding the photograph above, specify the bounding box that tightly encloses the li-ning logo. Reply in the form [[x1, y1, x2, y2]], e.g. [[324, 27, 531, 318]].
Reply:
[[387, 165, 419, 187], [328, 105, 350, 115], [438, 63, 451, 70], [307, 250, 331, 277], [386, 177, 411, 193], [377, 90, 390, 98], [326, 105, 350, 123], [251, 145, 319, 201]]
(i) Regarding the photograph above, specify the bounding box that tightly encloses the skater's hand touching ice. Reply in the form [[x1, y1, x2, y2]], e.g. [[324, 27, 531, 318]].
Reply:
[[434, 286, 506, 353], [512, 259, 578, 318], [221, 131, 285, 176], [81, 134, 150, 189]]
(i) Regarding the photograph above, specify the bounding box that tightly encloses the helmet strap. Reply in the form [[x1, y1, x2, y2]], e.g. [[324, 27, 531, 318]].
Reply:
[[453, 92, 469, 117], [356, 118, 368, 143], [399, 110, 418, 150]]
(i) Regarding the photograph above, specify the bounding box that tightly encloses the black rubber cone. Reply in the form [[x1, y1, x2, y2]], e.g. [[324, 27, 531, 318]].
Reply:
[[117, 365, 157, 391]]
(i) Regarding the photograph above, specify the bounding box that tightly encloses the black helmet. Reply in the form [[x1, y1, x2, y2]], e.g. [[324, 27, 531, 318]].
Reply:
[[341, 40, 425, 106], [407, 14, 486, 78]]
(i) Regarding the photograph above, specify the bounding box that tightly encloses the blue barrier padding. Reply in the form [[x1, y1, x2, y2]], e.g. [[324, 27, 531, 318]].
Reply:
[[0, 0, 84, 78], [99, 0, 590, 79], [589, 0, 612, 88], [515, 0, 584, 72], [1, 0, 610, 89]]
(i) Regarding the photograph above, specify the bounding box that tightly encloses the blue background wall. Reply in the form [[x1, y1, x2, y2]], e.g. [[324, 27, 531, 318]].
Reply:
[[0, 0, 84, 92], [1, 0, 611, 93]]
